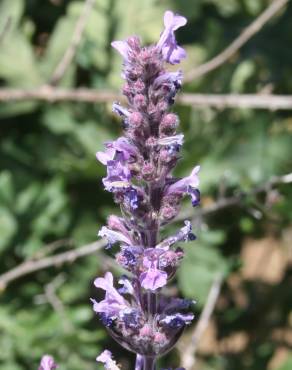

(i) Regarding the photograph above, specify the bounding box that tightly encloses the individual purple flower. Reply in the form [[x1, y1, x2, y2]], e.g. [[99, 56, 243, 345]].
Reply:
[[153, 71, 183, 89], [160, 312, 194, 328], [157, 11, 187, 64], [118, 275, 134, 295], [140, 267, 167, 291], [111, 40, 130, 60], [156, 220, 195, 250], [91, 272, 128, 319], [140, 250, 168, 290], [102, 160, 131, 192], [154, 71, 183, 104], [96, 137, 138, 166], [96, 350, 120, 370], [96, 145, 116, 165], [158, 134, 184, 147], [98, 226, 132, 248], [38, 355, 58, 370], [112, 102, 130, 118], [165, 165, 200, 206]]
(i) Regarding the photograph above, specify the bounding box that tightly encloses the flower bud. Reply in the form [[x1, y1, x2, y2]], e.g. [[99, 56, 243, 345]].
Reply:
[[128, 111, 144, 127], [133, 80, 145, 94], [134, 94, 147, 110], [160, 204, 180, 222], [145, 136, 157, 148], [122, 83, 132, 99], [127, 36, 141, 51], [107, 215, 127, 234], [142, 162, 156, 181], [160, 113, 179, 135]]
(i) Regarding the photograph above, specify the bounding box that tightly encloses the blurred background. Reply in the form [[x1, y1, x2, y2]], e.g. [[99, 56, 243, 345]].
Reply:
[[0, 0, 291, 369]]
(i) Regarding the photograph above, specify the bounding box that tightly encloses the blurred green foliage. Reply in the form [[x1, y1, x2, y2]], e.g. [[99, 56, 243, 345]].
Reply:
[[0, 0, 291, 369]]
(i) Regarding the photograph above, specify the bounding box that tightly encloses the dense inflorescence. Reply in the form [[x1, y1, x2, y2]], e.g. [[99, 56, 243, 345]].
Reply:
[[92, 10, 200, 370]]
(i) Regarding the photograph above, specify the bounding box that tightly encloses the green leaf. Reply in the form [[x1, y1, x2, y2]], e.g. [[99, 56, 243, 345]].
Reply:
[[178, 231, 228, 306], [231, 60, 255, 93], [0, 207, 17, 252], [0, 171, 14, 206]]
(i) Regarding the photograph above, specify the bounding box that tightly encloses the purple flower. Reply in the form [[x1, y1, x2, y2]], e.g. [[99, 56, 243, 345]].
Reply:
[[102, 160, 131, 192], [156, 220, 195, 250], [165, 165, 200, 206], [96, 350, 120, 370], [124, 187, 139, 210], [96, 137, 137, 165], [38, 355, 58, 370], [111, 40, 130, 60], [160, 312, 194, 328], [154, 71, 183, 104], [91, 272, 128, 319], [112, 102, 130, 118], [140, 267, 167, 291], [98, 226, 132, 248], [154, 71, 183, 89], [118, 275, 134, 295], [96, 146, 116, 166], [157, 11, 187, 64], [158, 134, 184, 147]]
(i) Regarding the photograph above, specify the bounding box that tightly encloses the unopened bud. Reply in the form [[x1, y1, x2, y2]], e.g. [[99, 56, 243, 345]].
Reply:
[[127, 36, 141, 51], [108, 215, 124, 231], [160, 113, 179, 135], [134, 94, 147, 110], [142, 162, 155, 181], [145, 137, 157, 148], [133, 80, 145, 93], [160, 204, 179, 222], [128, 112, 143, 127], [122, 83, 132, 98]]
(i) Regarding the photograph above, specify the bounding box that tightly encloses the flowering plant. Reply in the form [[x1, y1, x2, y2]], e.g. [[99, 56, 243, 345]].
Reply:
[[92, 10, 200, 370], [37, 10, 200, 370]]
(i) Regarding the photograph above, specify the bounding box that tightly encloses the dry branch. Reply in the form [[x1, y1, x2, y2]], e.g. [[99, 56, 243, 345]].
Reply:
[[0, 240, 105, 290], [181, 274, 224, 369], [2, 86, 292, 110], [184, 0, 289, 82], [178, 93, 292, 110]]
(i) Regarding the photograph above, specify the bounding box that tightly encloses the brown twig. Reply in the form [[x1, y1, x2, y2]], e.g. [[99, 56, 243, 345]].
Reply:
[[178, 93, 292, 110], [184, 0, 289, 83], [0, 85, 121, 103], [49, 0, 96, 85], [2, 86, 292, 110], [0, 240, 105, 290], [181, 274, 224, 369]]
